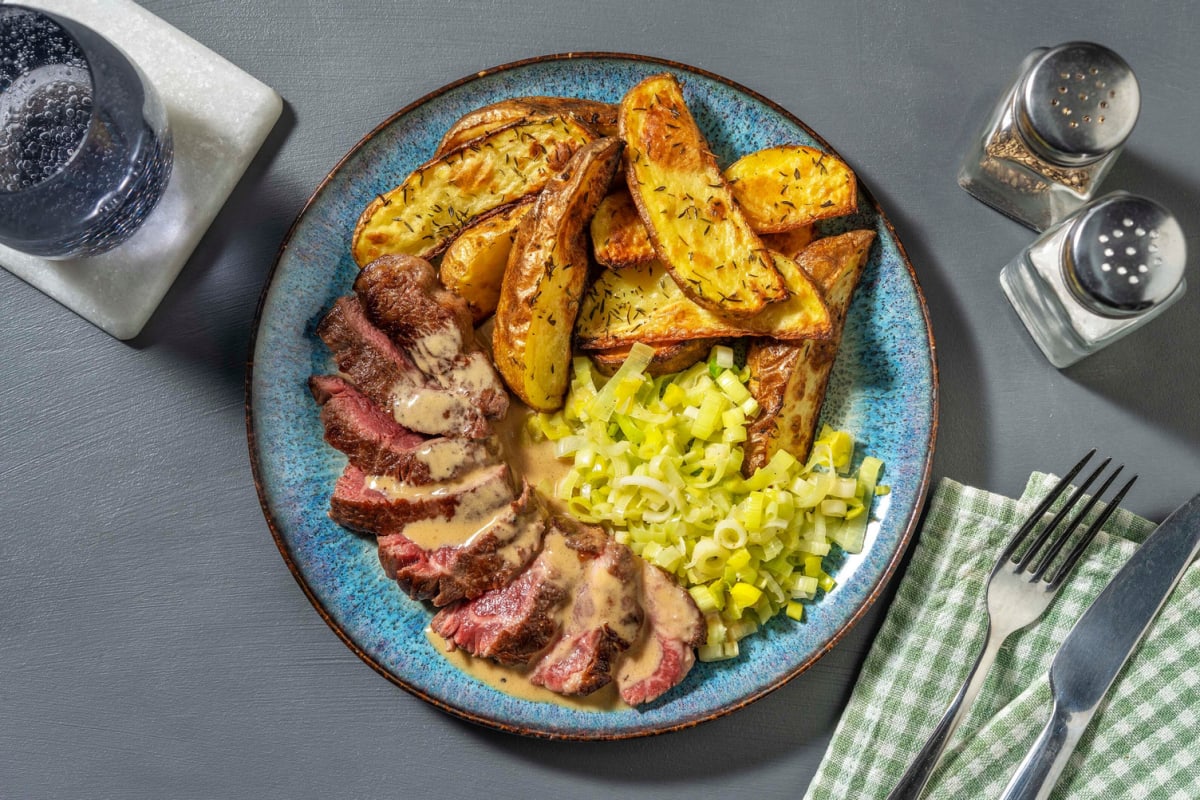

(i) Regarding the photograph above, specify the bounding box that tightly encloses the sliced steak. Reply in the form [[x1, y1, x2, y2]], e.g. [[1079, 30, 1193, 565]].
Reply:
[[328, 462, 514, 537], [377, 483, 546, 606], [316, 295, 490, 438], [528, 526, 644, 696], [309, 374, 497, 485], [615, 562, 706, 706], [354, 254, 508, 419], [430, 519, 609, 665]]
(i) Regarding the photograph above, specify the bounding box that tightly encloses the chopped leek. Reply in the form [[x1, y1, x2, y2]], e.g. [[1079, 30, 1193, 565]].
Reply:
[[537, 343, 884, 662]]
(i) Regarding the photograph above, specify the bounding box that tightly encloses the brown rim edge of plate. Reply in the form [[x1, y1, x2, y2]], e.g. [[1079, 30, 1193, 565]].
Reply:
[[244, 51, 940, 741]]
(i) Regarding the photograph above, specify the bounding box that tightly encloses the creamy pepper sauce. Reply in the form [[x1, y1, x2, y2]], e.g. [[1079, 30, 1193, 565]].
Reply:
[[426, 627, 627, 710], [491, 402, 571, 512], [418, 385, 684, 711]]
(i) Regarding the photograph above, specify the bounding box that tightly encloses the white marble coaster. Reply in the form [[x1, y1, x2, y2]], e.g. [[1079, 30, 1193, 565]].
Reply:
[[0, 0, 282, 339]]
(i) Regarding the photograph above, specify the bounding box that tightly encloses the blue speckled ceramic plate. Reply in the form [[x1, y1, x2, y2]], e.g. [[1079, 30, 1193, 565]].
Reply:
[[247, 54, 937, 740]]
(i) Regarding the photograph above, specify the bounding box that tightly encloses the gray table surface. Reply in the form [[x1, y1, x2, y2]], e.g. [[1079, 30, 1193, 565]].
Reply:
[[3, 2, 1198, 798]]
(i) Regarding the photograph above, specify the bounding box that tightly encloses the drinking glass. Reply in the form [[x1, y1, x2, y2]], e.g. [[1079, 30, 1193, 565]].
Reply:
[[0, 5, 173, 259]]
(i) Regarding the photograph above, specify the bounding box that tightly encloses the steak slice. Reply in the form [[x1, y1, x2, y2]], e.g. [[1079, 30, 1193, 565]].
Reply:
[[316, 295, 490, 438], [309, 374, 497, 485], [429, 519, 609, 665], [528, 526, 644, 696], [354, 254, 508, 419], [615, 562, 706, 706], [328, 462, 514, 537], [377, 483, 546, 606]]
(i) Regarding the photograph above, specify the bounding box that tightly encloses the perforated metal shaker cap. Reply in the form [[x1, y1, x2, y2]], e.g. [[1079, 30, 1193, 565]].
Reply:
[[1064, 193, 1186, 315], [1019, 42, 1140, 165]]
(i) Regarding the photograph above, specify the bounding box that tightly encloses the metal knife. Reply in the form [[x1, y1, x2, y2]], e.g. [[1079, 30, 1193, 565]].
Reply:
[[999, 490, 1200, 800]]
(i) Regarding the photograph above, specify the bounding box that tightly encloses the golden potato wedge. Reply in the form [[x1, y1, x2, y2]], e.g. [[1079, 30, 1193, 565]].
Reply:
[[436, 97, 618, 155], [351, 116, 595, 266], [493, 137, 624, 411], [725, 146, 857, 233], [620, 73, 785, 317], [742, 230, 876, 475], [575, 250, 830, 350], [589, 338, 721, 377], [594, 198, 818, 268], [590, 190, 657, 268], [760, 224, 815, 259], [438, 201, 534, 323]]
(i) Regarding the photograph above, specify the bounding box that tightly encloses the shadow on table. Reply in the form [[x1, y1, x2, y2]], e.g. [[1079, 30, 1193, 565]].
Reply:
[[1057, 149, 1200, 451], [127, 101, 298, 391]]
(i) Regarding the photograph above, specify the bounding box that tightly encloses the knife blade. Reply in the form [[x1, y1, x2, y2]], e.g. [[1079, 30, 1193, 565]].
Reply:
[[999, 490, 1200, 800]]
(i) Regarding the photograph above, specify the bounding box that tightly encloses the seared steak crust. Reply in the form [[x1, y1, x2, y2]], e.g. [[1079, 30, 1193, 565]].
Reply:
[[355, 255, 508, 419], [377, 484, 545, 606], [430, 549, 571, 664], [309, 374, 496, 485], [616, 563, 706, 706], [316, 294, 492, 438], [328, 463, 513, 537], [529, 536, 643, 695]]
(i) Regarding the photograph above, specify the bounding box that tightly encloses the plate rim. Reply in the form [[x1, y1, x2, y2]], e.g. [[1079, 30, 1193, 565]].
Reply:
[[244, 50, 940, 740]]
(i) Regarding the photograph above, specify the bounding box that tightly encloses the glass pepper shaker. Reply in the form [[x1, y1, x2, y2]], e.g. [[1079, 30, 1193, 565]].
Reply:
[[1000, 192, 1187, 368], [959, 42, 1140, 231]]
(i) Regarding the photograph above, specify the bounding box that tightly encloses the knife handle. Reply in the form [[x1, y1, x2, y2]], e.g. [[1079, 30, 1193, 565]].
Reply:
[[999, 700, 1085, 800]]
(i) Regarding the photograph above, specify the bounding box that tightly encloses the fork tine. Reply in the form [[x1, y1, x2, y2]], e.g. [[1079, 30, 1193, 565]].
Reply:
[[1014, 456, 1110, 573], [997, 449, 1096, 565], [1045, 474, 1138, 589], [1030, 464, 1122, 580]]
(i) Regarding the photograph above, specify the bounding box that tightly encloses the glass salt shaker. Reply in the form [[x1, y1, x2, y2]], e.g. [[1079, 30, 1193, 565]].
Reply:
[[1000, 192, 1187, 368], [959, 42, 1139, 231]]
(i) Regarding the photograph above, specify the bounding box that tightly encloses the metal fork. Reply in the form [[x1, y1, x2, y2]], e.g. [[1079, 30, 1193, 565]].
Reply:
[[886, 450, 1137, 800]]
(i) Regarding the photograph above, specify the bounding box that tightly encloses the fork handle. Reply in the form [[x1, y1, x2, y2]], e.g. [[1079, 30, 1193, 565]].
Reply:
[[885, 624, 1007, 800], [999, 701, 1083, 800]]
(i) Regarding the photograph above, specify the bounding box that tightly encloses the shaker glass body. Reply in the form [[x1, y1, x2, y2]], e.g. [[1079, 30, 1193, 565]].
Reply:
[[0, 6, 173, 259], [1000, 193, 1186, 368], [959, 44, 1137, 232]]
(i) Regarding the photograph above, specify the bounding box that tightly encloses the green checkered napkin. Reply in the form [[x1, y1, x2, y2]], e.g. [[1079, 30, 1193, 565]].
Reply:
[[804, 474, 1200, 800]]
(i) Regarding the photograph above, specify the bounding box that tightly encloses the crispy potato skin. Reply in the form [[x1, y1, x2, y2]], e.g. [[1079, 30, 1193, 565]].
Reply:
[[726, 146, 857, 233], [438, 201, 534, 323], [589, 338, 721, 377], [620, 73, 786, 317], [742, 230, 876, 475], [352, 116, 595, 266], [575, 250, 830, 349], [493, 137, 624, 411], [436, 97, 618, 155], [590, 190, 657, 268]]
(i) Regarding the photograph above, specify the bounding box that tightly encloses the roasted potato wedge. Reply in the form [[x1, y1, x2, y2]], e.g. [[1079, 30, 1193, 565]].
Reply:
[[352, 116, 595, 266], [436, 97, 618, 155], [590, 190, 657, 268], [620, 73, 785, 317], [589, 338, 720, 377], [493, 137, 624, 411], [725, 146, 857, 233], [575, 250, 830, 350], [592, 197, 819, 268], [438, 201, 534, 323], [743, 230, 876, 475], [759, 224, 815, 259]]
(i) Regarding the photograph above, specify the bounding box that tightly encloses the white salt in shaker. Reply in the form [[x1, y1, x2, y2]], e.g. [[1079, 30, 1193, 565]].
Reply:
[[1000, 192, 1187, 368], [959, 42, 1140, 231]]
